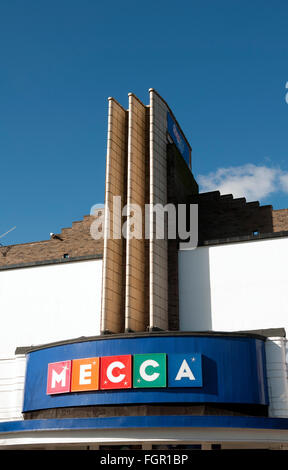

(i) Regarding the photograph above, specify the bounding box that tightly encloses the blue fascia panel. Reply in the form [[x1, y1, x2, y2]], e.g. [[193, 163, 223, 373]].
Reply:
[[1, 416, 288, 434]]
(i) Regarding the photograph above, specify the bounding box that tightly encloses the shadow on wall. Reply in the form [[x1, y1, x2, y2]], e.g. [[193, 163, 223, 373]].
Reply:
[[178, 247, 212, 331]]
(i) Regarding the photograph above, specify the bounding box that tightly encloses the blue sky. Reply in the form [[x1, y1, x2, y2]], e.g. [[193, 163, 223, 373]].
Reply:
[[0, 0, 288, 245]]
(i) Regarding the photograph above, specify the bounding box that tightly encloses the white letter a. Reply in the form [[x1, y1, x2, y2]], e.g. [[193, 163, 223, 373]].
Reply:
[[175, 359, 196, 381]]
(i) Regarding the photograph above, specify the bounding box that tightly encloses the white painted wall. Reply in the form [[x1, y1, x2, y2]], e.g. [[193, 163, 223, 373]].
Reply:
[[0, 259, 102, 357], [179, 237, 288, 333], [0, 355, 26, 422], [266, 337, 288, 418]]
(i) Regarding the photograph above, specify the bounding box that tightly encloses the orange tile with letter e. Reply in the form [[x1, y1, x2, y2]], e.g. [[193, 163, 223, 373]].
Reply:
[[71, 357, 99, 392]]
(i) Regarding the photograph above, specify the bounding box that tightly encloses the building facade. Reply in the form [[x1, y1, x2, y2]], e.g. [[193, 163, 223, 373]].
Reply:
[[1, 89, 288, 450]]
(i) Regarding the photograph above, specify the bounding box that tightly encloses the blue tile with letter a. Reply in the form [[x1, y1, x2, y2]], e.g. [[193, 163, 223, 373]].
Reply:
[[168, 353, 203, 387]]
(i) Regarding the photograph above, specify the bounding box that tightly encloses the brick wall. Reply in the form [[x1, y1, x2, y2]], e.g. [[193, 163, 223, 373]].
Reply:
[[191, 191, 275, 241], [0, 213, 103, 267], [272, 209, 288, 232]]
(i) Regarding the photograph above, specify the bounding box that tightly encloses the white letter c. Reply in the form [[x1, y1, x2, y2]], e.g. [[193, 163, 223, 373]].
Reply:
[[139, 359, 160, 382], [106, 361, 125, 383]]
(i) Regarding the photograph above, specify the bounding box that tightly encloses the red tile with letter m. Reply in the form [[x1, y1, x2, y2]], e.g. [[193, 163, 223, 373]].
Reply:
[[47, 360, 71, 395]]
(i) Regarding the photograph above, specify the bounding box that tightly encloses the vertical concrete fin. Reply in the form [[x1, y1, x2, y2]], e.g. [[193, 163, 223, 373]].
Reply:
[[101, 97, 128, 333], [125, 93, 149, 332], [149, 89, 169, 330]]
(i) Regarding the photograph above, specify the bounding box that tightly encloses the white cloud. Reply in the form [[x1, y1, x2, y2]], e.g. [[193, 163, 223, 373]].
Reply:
[[279, 173, 288, 193], [197, 164, 288, 202]]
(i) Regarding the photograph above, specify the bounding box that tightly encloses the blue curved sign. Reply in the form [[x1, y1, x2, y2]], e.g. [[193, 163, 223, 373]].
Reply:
[[167, 112, 191, 168], [23, 334, 268, 412]]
